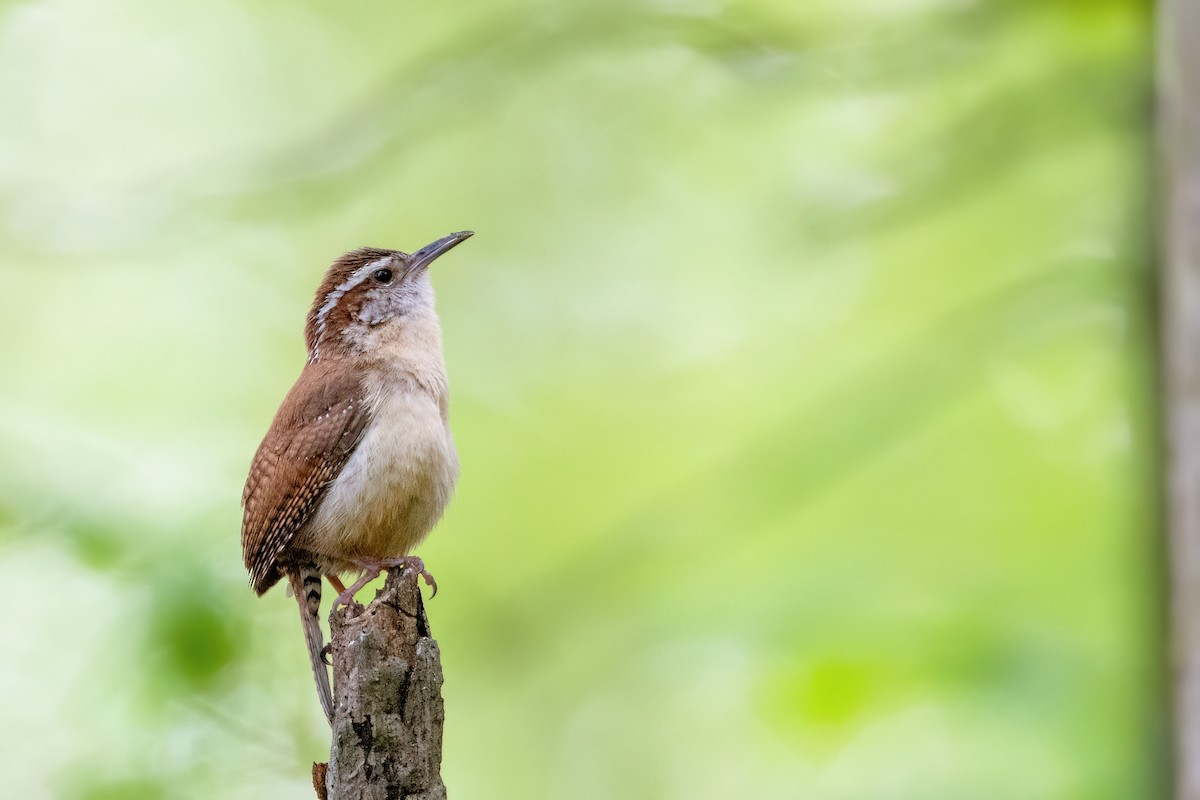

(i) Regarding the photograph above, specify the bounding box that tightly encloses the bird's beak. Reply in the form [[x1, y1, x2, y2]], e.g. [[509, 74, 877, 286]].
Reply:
[[408, 230, 474, 272]]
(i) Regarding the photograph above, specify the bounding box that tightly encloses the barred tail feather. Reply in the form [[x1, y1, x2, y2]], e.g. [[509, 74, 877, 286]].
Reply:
[[288, 568, 334, 724]]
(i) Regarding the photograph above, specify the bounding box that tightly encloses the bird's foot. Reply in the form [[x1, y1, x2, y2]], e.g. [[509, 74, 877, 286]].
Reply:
[[335, 557, 438, 607], [331, 565, 381, 609], [381, 556, 438, 598]]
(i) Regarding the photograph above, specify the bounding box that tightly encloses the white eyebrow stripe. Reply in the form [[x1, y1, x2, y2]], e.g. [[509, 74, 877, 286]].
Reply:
[[311, 255, 393, 361]]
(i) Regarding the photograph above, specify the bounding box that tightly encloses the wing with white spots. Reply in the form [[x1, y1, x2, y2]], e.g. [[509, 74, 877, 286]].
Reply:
[[241, 358, 371, 594]]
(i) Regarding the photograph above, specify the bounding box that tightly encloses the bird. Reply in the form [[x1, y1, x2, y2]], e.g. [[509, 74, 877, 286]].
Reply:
[[241, 231, 471, 723]]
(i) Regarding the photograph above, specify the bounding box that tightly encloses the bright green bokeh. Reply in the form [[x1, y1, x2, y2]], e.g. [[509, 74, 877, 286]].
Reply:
[[0, 1, 1159, 798]]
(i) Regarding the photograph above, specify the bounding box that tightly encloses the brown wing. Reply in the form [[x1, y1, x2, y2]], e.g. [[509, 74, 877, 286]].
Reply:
[[241, 358, 371, 594]]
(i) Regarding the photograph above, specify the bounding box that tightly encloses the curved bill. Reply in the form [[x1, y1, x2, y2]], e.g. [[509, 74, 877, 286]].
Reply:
[[408, 230, 474, 272]]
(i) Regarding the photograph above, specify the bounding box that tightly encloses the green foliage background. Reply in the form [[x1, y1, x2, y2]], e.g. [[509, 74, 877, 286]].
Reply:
[[0, 0, 1160, 798]]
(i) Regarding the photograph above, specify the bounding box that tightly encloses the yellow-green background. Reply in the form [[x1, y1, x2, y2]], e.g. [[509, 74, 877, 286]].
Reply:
[[0, 1, 1161, 798]]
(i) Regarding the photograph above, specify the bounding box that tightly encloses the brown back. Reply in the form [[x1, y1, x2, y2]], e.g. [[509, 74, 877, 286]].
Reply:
[[241, 357, 371, 593]]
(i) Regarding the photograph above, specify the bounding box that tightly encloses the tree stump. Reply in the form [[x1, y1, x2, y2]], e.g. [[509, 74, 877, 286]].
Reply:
[[321, 569, 446, 800]]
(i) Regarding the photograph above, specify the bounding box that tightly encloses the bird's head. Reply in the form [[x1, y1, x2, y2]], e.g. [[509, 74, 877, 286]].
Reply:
[[304, 231, 472, 361]]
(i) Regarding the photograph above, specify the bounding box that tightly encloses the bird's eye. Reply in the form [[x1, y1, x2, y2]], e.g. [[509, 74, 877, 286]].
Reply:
[[373, 268, 394, 284]]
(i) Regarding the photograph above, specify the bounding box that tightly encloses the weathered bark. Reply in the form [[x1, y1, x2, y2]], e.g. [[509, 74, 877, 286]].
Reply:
[[320, 570, 447, 800]]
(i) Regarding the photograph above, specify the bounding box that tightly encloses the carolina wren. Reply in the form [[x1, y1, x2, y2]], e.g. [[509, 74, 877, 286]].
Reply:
[[241, 231, 471, 722]]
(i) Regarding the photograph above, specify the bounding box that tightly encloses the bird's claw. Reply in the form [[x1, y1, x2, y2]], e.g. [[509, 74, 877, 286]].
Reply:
[[332, 591, 364, 611], [341, 556, 439, 602], [320, 643, 333, 666], [419, 569, 438, 599], [331, 566, 380, 610], [391, 556, 437, 598]]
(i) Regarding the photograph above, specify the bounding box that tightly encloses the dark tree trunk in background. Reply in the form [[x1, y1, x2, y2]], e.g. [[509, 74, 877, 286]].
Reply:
[[1163, 2, 1200, 796], [319, 570, 447, 800]]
